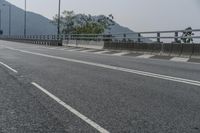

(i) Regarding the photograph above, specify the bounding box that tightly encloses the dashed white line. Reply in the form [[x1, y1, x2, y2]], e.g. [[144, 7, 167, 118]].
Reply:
[[0, 61, 18, 73], [137, 54, 155, 59], [170, 57, 189, 62], [31, 82, 109, 133], [5, 46, 200, 87]]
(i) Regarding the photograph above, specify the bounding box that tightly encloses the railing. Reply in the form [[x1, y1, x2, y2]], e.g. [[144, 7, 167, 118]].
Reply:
[[0, 29, 200, 44]]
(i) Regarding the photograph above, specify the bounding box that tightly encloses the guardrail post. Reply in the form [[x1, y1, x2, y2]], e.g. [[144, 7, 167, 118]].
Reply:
[[157, 33, 160, 43], [123, 34, 126, 42], [138, 33, 141, 43], [175, 32, 178, 43]]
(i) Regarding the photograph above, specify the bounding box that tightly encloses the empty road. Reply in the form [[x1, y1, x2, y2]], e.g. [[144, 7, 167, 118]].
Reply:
[[0, 40, 200, 133]]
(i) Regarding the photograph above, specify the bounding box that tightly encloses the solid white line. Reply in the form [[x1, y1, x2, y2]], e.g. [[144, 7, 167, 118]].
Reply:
[[31, 82, 109, 133], [170, 57, 189, 62], [5, 46, 200, 87], [0, 61, 18, 73], [137, 54, 155, 58]]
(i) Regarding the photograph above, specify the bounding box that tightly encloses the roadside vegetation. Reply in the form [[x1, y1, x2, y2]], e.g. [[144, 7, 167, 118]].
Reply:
[[52, 11, 114, 34]]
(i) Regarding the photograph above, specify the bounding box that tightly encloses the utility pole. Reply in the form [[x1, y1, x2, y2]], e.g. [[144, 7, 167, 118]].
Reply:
[[24, 0, 27, 36], [8, 4, 11, 36], [57, 0, 61, 35], [0, 9, 1, 30], [0, 9, 2, 35]]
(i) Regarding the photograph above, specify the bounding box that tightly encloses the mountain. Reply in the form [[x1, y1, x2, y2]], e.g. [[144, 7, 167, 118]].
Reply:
[[0, 0, 56, 35], [0, 0, 148, 43]]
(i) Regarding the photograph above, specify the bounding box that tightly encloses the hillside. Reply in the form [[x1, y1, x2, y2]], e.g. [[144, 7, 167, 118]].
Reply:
[[0, 0, 56, 35], [0, 0, 145, 42]]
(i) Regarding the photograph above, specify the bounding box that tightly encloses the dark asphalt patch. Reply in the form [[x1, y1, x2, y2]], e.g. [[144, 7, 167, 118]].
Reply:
[[90, 49, 106, 52], [71, 48, 87, 51], [151, 55, 173, 60], [123, 52, 143, 57], [188, 58, 200, 63], [103, 51, 120, 54]]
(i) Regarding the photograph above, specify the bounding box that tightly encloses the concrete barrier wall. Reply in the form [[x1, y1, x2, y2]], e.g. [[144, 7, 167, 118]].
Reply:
[[104, 42, 158, 52], [1, 38, 199, 57], [63, 40, 104, 49], [193, 44, 200, 57], [104, 42, 200, 57]]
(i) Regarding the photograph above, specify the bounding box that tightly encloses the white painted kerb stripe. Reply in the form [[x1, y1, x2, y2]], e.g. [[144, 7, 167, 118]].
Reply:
[[170, 57, 189, 62], [112, 52, 129, 56], [31, 82, 109, 133], [137, 54, 154, 59], [5, 47, 200, 87], [0, 61, 18, 73]]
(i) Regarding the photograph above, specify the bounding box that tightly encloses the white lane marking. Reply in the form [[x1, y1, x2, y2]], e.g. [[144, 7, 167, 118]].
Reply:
[[0, 61, 18, 73], [170, 57, 189, 62], [137, 54, 155, 59], [94, 51, 109, 54], [5, 46, 200, 87], [31, 82, 109, 133], [112, 52, 130, 56]]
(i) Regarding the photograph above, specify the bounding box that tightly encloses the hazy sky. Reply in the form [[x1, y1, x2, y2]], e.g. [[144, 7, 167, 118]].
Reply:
[[6, 0, 200, 32]]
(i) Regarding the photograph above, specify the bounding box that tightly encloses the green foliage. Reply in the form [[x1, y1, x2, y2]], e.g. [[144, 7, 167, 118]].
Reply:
[[52, 10, 114, 34], [75, 22, 104, 34]]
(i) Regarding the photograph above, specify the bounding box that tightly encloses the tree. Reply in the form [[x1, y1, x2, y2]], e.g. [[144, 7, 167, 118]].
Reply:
[[181, 27, 194, 43], [76, 22, 106, 34], [52, 11, 114, 34], [52, 11, 76, 34]]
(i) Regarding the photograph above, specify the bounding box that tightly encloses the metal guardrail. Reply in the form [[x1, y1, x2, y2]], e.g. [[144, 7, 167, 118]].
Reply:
[[0, 29, 200, 44], [0, 29, 199, 57]]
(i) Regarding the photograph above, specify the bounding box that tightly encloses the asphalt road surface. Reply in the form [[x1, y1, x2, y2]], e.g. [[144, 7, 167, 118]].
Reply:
[[0, 40, 200, 133]]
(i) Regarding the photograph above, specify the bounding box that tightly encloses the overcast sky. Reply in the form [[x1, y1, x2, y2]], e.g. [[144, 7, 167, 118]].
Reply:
[[6, 0, 200, 32]]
